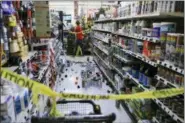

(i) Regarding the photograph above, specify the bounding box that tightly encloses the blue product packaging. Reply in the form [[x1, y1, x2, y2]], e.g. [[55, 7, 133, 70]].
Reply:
[[24, 91, 29, 108], [143, 76, 151, 88], [14, 95, 22, 114], [139, 72, 143, 83]]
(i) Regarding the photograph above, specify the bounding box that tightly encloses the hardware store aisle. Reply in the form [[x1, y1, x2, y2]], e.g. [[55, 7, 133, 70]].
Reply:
[[54, 56, 131, 123]]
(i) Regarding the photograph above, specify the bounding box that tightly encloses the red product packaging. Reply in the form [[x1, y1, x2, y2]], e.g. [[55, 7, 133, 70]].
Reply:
[[142, 40, 151, 57]]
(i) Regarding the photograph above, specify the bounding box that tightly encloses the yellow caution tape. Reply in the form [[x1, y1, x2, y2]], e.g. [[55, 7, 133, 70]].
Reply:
[[1, 68, 184, 100], [1, 68, 184, 116]]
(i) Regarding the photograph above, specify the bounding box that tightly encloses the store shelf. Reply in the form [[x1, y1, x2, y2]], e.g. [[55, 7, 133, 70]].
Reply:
[[94, 51, 112, 70], [94, 36, 109, 43], [94, 12, 183, 23], [125, 71, 184, 123], [120, 101, 137, 123], [94, 59, 119, 93], [157, 60, 184, 75], [1, 58, 8, 66], [152, 117, 160, 123], [38, 62, 50, 81], [126, 73, 148, 91], [155, 75, 179, 88], [111, 64, 125, 79], [96, 12, 184, 22], [93, 43, 109, 55], [153, 99, 184, 123], [92, 28, 112, 33], [113, 53, 131, 63], [112, 32, 159, 43], [94, 18, 113, 23], [115, 12, 184, 21], [121, 48, 157, 67]]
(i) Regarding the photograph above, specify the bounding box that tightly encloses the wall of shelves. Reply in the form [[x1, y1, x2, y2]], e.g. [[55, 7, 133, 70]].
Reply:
[[91, 1, 184, 122]]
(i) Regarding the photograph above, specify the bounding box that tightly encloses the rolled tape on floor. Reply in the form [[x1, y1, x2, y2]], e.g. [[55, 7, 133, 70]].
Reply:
[[1, 68, 184, 100]]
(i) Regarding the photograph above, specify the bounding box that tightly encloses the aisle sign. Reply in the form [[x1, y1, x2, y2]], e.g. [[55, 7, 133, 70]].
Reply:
[[74, 0, 79, 19], [34, 1, 51, 38]]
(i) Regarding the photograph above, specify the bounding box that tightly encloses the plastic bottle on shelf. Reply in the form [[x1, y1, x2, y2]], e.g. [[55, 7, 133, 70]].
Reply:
[[139, 20, 147, 37], [135, 20, 140, 36]]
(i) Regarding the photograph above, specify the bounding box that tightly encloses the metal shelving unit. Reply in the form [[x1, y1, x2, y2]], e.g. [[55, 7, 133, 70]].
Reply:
[[94, 58, 118, 93], [112, 32, 159, 43], [92, 8, 184, 123], [113, 53, 131, 63], [94, 12, 184, 23], [93, 36, 109, 44], [152, 117, 160, 123], [94, 51, 112, 70], [157, 60, 184, 75], [93, 43, 109, 55], [92, 28, 112, 33], [121, 48, 157, 67], [155, 75, 180, 88]]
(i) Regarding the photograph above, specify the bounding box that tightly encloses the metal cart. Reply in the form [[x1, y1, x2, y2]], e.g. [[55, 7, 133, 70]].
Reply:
[[31, 100, 116, 123]]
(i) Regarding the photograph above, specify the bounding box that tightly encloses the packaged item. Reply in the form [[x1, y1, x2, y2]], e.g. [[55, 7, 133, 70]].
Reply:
[[146, 28, 153, 37], [139, 65, 146, 84], [142, 28, 148, 37], [165, 33, 172, 61], [152, 23, 160, 39], [1, 96, 16, 122], [138, 20, 147, 36], [131, 64, 140, 79], [175, 34, 184, 68], [160, 22, 176, 61], [14, 93, 23, 115], [165, 1, 170, 12], [135, 21, 140, 35], [157, 1, 162, 12]]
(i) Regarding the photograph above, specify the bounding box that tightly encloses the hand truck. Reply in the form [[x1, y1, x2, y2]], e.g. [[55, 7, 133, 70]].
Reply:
[[31, 100, 116, 123]]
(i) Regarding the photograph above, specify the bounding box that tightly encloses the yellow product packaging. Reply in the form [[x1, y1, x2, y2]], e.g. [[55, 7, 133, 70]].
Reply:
[[8, 15, 17, 27]]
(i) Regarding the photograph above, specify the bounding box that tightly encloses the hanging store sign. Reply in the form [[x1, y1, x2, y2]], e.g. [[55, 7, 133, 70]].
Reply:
[[34, 1, 51, 38], [74, 0, 79, 19]]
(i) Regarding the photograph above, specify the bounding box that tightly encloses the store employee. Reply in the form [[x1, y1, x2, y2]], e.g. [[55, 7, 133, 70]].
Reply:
[[75, 20, 84, 56]]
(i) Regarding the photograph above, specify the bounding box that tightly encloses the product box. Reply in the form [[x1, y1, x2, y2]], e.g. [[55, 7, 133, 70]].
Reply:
[[1, 95, 16, 122]]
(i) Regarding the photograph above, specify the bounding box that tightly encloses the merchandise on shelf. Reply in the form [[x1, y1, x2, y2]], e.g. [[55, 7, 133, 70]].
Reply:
[[157, 66, 184, 87], [93, 22, 117, 32], [159, 95, 184, 119], [117, 1, 184, 18]]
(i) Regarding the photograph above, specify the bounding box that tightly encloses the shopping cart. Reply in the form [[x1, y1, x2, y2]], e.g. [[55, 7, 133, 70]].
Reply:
[[31, 100, 116, 123]]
